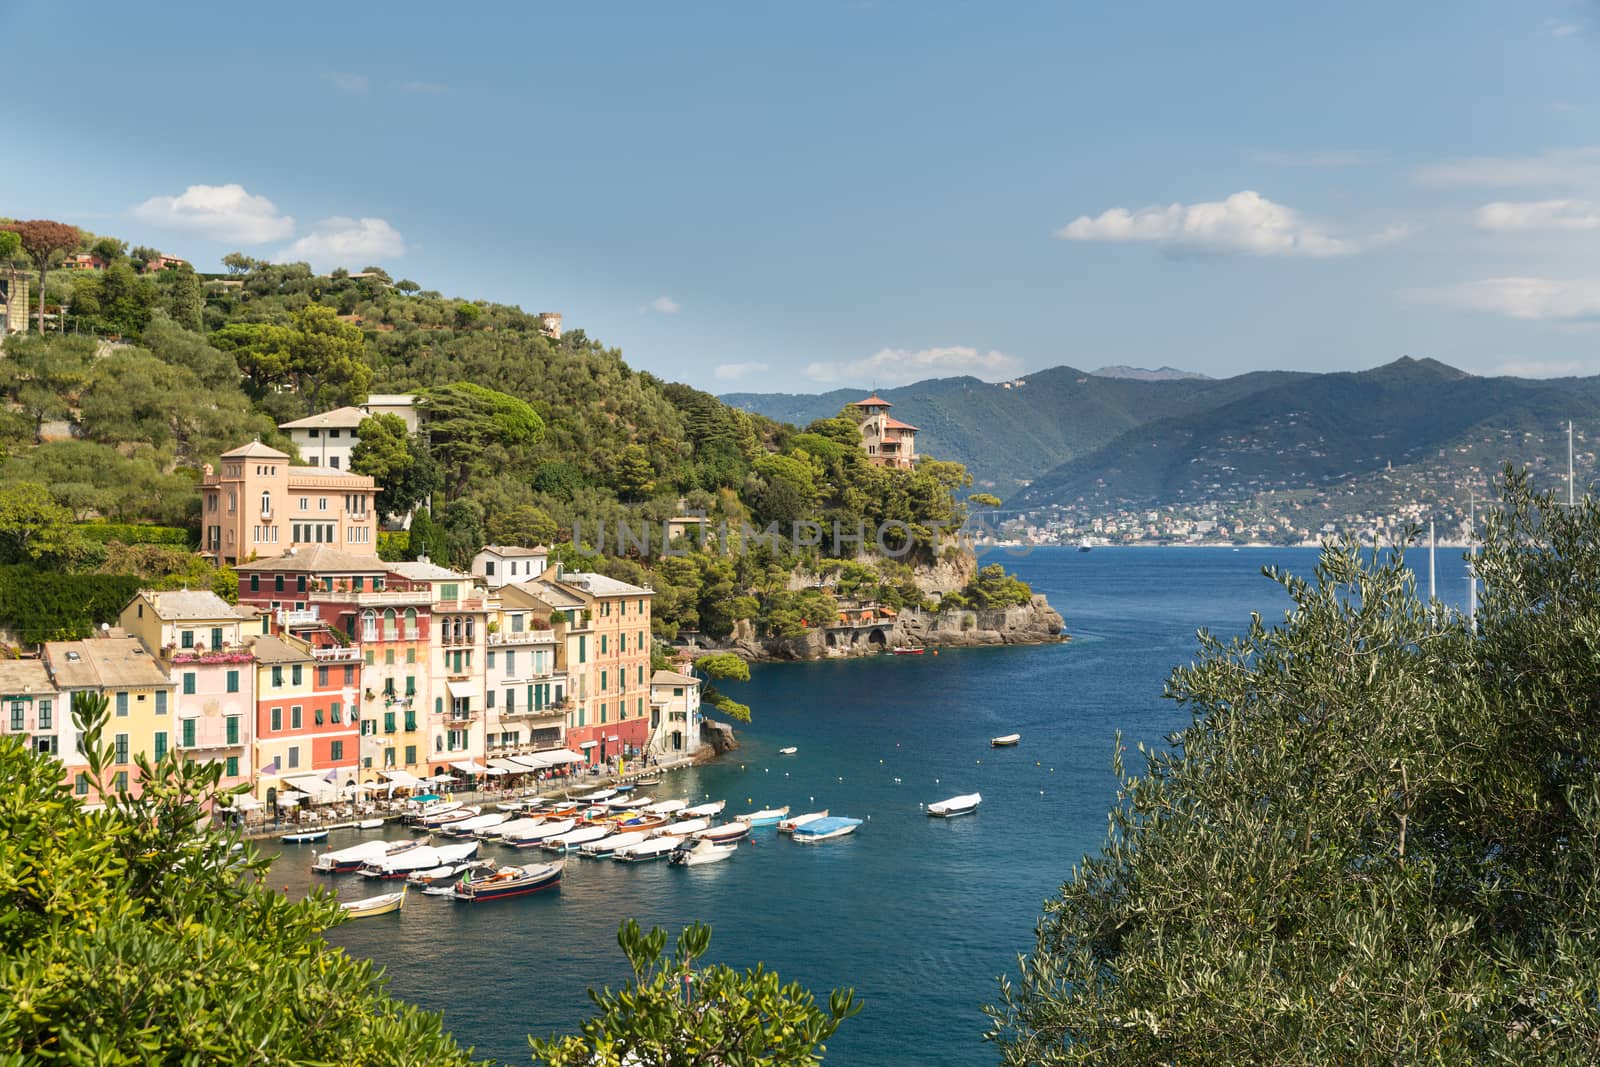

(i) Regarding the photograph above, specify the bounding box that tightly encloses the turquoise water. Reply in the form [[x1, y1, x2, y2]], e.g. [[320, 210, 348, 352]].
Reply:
[[264, 545, 1474, 1064]]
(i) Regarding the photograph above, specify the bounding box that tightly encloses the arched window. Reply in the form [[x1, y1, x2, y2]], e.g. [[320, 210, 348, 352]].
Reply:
[[260, 491, 271, 516], [465, 618, 475, 642], [382, 609, 397, 641], [361, 610, 377, 642], [404, 608, 418, 641]]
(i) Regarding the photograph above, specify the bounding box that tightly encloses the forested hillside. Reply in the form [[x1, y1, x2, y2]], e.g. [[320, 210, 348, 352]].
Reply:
[[0, 221, 997, 650]]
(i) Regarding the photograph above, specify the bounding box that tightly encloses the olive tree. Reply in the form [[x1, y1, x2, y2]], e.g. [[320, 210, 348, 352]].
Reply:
[[988, 470, 1600, 1065]]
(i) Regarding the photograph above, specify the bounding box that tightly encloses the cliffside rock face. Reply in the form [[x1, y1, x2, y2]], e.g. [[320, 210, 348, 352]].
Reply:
[[893, 595, 1065, 648], [911, 549, 977, 597], [701, 719, 740, 753]]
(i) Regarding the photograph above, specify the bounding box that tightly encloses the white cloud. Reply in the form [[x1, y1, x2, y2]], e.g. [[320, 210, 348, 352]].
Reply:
[[277, 217, 406, 268], [130, 183, 295, 244], [641, 296, 680, 314], [1472, 357, 1600, 378], [1246, 148, 1367, 168], [804, 345, 1023, 387], [1056, 190, 1400, 258], [1412, 277, 1600, 322], [1473, 199, 1600, 232], [328, 71, 370, 93], [1550, 20, 1582, 37], [1414, 147, 1600, 189], [713, 361, 770, 382]]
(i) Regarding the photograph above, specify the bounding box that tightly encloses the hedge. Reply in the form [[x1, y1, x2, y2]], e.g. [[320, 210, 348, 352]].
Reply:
[[77, 523, 195, 548], [0, 568, 146, 644]]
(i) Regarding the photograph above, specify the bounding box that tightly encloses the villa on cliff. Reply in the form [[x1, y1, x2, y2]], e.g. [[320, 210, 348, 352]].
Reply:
[[852, 395, 918, 469]]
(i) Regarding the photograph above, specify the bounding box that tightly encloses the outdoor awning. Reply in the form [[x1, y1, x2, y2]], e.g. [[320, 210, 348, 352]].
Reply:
[[381, 769, 421, 786], [232, 795, 263, 810], [282, 774, 340, 802], [578, 740, 598, 750], [541, 749, 585, 765], [446, 680, 475, 701], [487, 757, 533, 775], [509, 755, 548, 772], [484, 766, 511, 776], [451, 760, 488, 774], [275, 789, 307, 805]]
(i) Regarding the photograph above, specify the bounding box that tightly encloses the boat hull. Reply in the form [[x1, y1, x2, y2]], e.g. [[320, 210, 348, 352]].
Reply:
[[990, 735, 1021, 747], [281, 830, 327, 844], [452, 867, 562, 901], [928, 803, 979, 818]]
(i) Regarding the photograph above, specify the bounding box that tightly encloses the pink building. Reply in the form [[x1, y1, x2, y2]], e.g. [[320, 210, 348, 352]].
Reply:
[[200, 441, 378, 564], [852, 395, 919, 469]]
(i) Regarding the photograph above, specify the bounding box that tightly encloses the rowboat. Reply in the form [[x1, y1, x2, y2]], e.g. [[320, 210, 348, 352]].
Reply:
[[777, 746, 798, 755], [418, 806, 481, 829], [541, 824, 614, 853], [614, 836, 683, 862], [340, 887, 405, 918], [313, 838, 420, 874], [357, 818, 385, 830], [580, 830, 648, 858], [406, 859, 491, 886], [655, 817, 710, 838], [683, 800, 726, 818], [990, 734, 1021, 747], [693, 822, 751, 845], [792, 816, 863, 843], [615, 814, 671, 833], [280, 828, 327, 844], [777, 810, 828, 834], [606, 795, 653, 810], [451, 862, 563, 902], [487, 817, 547, 840], [631, 775, 662, 787], [501, 817, 574, 847], [643, 798, 689, 817], [577, 787, 619, 802], [892, 646, 924, 655], [735, 806, 790, 827], [445, 812, 509, 837], [670, 838, 737, 866], [927, 792, 982, 818]]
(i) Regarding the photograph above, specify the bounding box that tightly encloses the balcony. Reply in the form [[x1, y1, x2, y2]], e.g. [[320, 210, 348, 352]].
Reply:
[[497, 707, 565, 727], [311, 645, 361, 662], [310, 588, 431, 608], [488, 629, 555, 646], [169, 647, 255, 665], [276, 607, 321, 627]]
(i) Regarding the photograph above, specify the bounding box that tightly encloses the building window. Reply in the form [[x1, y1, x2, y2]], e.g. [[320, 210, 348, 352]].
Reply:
[[317, 666, 329, 688], [291, 665, 302, 686], [287, 746, 299, 769], [271, 706, 282, 731], [250, 575, 260, 592], [261, 491, 271, 516], [114, 733, 129, 764], [74, 773, 89, 796], [38, 699, 51, 729], [291, 705, 303, 729], [343, 666, 355, 686], [181, 630, 194, 648], [275, 575, 285, 593], [271, 666, 283, 688], [314, 707, 324, 726], [331, 702, 342, 724], [225, 755, 239, 777], [226, 670, 239, 693], [8, 701, 21, 731], [404, 744, 416, 765], [183, 672, 196, 695], [114, 771, 128, 792], [384, 711, 396, 733], [155, 690, 167, 715], [226, 716, 239, 745], [330, 739, 344, 761], [116, 692, 128, 717], [181, 719, 196, 748]]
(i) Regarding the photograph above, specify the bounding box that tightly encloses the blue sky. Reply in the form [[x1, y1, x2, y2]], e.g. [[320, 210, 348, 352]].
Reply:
[[6, 1, 1599, 391]]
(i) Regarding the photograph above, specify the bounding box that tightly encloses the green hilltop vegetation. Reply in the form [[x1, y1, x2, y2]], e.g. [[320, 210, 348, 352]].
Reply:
[[0, 220, 1013, 665]]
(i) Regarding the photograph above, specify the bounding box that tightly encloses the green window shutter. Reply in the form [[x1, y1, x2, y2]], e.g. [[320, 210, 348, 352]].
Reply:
[[226, 670, 239, 693], [225, 756, 238, 777], [181, 719, 195, 748], [154, 732, 167, 760]]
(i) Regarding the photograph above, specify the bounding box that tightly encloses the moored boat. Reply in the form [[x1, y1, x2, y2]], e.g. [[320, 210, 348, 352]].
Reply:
[[643, 798, 688, 817], [542, 824, 614, 853], [615, 814, 671, 833], [892, 646, 924, 655], [487, 816, 547, 840], [927, 792, 982, 818], [655, 817, 710, 838], [451, 862, 563, 902], [280, 828, 328, 844], [501, 817, 575, 847], [670, 837, 737, 866], [340, 887, 405, 918], [606, 795, 652, 811], [357, 818, 385, 830], [792, 816, 863, 843], [313, 838, 420, 874], [990, 733, 1021, 747], [631, 775, 662, 787], [580, 830, 648, 858], [402, 799, 460, 825], [693, 822, 751, 845], [407, 858, 492, 886], [577, 787, 619, 802], [445, 812, 508, 837], [777, 810, 828, 834], [683, 799, 726, 818], [614, 836, 683, 862], [777, 746, 798, 755], [418, 805, 481, 829], [734, 806, 790, 827]]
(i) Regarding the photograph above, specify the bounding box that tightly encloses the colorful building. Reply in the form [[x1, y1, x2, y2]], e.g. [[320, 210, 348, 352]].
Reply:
[[484, 600, 566, 760], [648, 668, 703, 759], [118, 590, 256, 792], [851, 395, 918, 469], [0, 659, 61, 762], [44, 635, 175, 799], [200, 441, 378, 564], [387, 560, 490, 776], [248, 633, 359, 804]]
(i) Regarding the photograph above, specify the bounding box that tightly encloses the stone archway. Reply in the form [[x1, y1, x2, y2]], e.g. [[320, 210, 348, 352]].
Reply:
[[867, 628, 887, 647]]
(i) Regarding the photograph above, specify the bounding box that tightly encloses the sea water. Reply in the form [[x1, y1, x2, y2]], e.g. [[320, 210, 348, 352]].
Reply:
[[263, 545, 1474, 1064]]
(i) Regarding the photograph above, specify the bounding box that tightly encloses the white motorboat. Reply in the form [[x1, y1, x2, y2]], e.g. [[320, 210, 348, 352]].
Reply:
[[280, 828, 327, 844], [577, 787, 619, 802], [927, 792, 982, 818], [990, 734, 1021, 748], [682, 800, 726, 818], [357, 818, 385, 830], [313, 838, 419, 873], [407, 858, 491, 886], [419, 805, 481, 829], [777, 746, 798, 755], [614, 835, 683, 862], [501, 817, 575, 847], [734, 806, 790, 827], [777, 810, 828, 834], [445, 812, 508, 836], [581, 830, 647, 858], [643, 798, 689, 817], [488, 817, 547, 840], [542, 824, 614, 852], [670, 837, 737, 866], [655, 817, 709, 838], [606, 795, 652, 810], [360, 845, 441, 878], [340, 887, 405, 917], [497, 798, 545, 813], [693, 822, 751, 845], [405, 800, 461, 824], [791, 816, 863, 843]]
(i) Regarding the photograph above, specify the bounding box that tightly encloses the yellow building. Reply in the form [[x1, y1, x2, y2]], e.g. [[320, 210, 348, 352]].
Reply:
[[44, 635, 176, 800]]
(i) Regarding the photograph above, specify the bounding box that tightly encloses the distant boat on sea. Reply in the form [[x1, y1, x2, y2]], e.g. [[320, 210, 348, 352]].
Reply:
[[927, 792, 981, 818], [1077, 538, 1093, 553], [991, 733, 1021, 747]]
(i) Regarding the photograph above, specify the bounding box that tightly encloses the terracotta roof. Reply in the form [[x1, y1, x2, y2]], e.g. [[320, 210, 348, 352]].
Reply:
[[881, 416, 919, 431], [234, 547, 388, 573], [278, 406, 368, 430], [221, 441, 289, 459], [0, 659, 53, 695], [853, 395, 892, 408]]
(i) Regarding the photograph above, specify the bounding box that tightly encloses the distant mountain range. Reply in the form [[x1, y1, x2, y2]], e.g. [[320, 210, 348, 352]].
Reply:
[[1090, 365, 1212, 382], [723, 358, 1600, 511]]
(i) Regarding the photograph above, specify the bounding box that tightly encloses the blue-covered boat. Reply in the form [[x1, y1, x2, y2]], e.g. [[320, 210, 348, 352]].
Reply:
[[791, 816, 863, 843]]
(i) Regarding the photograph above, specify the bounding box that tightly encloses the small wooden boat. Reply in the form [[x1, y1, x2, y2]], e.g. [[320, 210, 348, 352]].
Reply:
[[656, 817, 710, 838], [927, 792, 982, 818], [501, 817, 575, 847], [418, 805, 481, 829], [606, 795, 653, 810], [892, 646, 925, 655], [407, 859, 492, 886], [792, 816, 863, 843], [682, 799, 726, 818], [990, 734, 1021, 747], [777, 746, 798, 755], [614, 836, 683, 862], [357, 818, 385, 830], [541, 824, 614, 853], [670, 837, 737, 866], [451, 862, 562, 901], [615, 814, 672, 833], [281, 828, 328, 844], [644, 798, 689, 817], [340, 887, 405, 918], [693, 822, 751, 845], [735, 806, 790, 827], [631, 775, 662, 787], [444, 812, 508, 837], [777, 810, 828, 834]]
